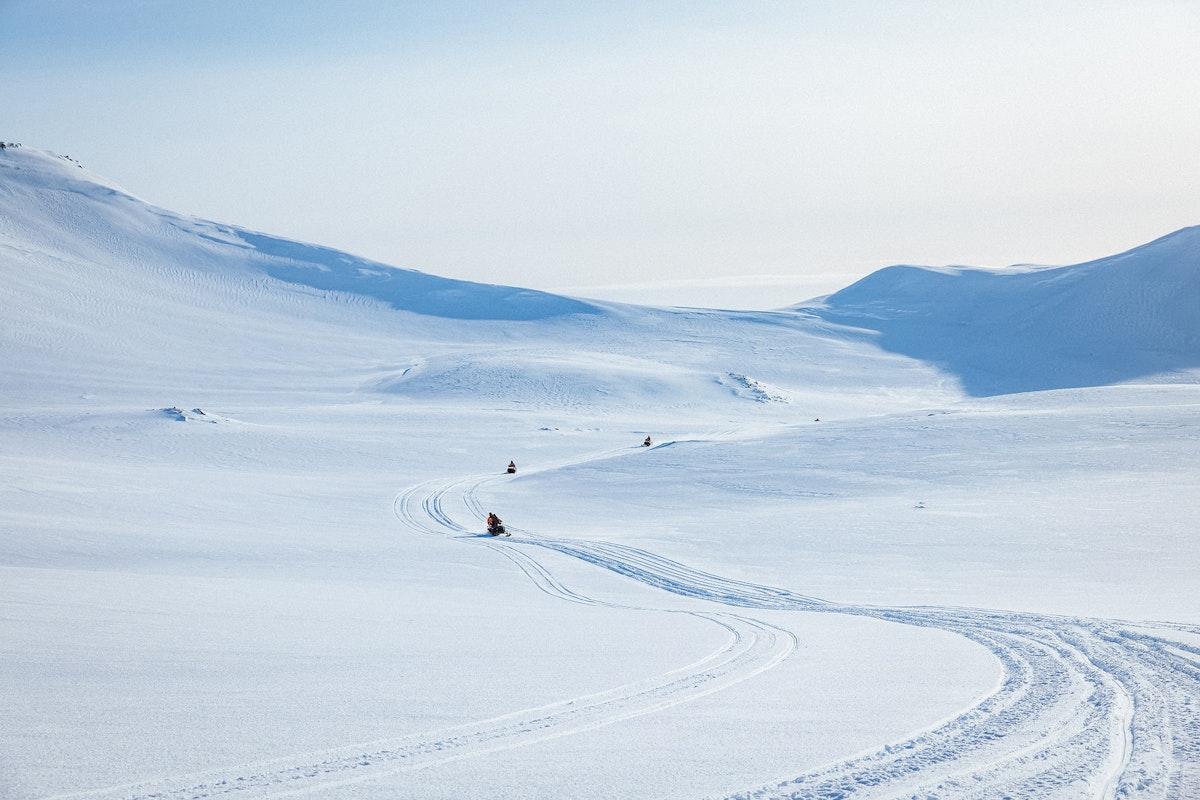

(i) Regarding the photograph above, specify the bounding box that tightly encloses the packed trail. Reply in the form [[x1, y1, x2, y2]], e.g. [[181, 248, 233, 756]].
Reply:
[[390, 448, 1200, 800], [32, 446, 1200, 800]]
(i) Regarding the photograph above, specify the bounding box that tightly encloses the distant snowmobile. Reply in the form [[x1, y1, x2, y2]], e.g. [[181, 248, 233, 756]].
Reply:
[[506, 461, 517, 474]]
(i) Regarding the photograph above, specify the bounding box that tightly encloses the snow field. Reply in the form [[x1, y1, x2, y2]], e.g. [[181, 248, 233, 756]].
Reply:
[[0, 408, 997, 800], [3, 146, 1200, 797]]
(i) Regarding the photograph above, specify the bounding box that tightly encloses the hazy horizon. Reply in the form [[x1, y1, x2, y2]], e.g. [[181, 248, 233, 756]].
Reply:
[[3, 1, 1198, 308]]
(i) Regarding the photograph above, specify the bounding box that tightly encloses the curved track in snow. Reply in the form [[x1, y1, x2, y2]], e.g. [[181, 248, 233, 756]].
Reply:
[[50, 469, 797, 800], [52, 608, 793, 800], [391, 453, 1200, 799], [55, 453, 1200, 799], [731, 610, 1200, 799]]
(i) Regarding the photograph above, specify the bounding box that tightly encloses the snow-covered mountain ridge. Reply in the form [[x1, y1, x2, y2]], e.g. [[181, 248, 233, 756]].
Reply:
[[0, 146, 951, 415], [5, 145, 1197, 399], [813, 226, 1200, 395], [0, 147, 597, 322]]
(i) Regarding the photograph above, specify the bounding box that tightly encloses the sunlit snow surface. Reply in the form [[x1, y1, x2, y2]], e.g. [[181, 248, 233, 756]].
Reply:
[[2, 147, 1199, 798]]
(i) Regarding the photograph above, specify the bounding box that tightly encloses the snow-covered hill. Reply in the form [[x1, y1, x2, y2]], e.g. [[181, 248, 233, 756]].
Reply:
[[3, 146, 1199, 799], [7, 145, 1196, 403], [0, 147, 597, 319], [0, 146, 955, 416], [812, 228, 1200, 395]]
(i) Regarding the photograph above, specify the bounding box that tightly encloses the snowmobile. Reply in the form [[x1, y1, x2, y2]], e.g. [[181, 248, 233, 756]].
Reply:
[[486, 515, 510, 537]]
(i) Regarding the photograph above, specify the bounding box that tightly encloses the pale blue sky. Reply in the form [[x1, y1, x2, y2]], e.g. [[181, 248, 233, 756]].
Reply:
[[3, 1, 1198, 307]]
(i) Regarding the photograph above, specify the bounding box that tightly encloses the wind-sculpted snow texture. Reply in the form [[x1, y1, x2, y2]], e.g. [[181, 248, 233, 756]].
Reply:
[[392, 462, 1200, 800], [810, 227, 1200, 396]]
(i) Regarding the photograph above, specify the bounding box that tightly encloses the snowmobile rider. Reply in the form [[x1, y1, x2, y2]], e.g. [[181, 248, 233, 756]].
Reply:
[[507, 461, 516, 474], [486, 512, 502, 533], [643, 436, 652, 447]]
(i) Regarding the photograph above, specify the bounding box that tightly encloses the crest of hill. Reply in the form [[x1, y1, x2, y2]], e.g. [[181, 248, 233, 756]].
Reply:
[[223, 228, 598, 321], [0, 146, 597, 322], [806, 227, 1200, 396], [6, 145, 1198, 402], [9, 146, 895, 414]]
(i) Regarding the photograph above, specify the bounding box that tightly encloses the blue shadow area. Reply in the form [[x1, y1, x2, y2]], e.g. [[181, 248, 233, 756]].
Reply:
[[807, 228, 1200, 396], [233, 230, 599, 322]]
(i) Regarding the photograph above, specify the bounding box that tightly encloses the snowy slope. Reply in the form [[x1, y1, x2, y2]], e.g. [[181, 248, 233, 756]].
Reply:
[[0, 147, 597, 319], [3, 147, 1200, 799], [0, 146, 951, 414], [809, 229, 1200, 395]]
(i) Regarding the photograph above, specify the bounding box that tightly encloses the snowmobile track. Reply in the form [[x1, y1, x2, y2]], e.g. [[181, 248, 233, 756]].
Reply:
[[47, 471, 795, 800], [54, 453, 1200, 799], [394, 452, 1200, 799], [50, 608, 794, 800]]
